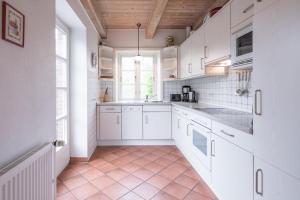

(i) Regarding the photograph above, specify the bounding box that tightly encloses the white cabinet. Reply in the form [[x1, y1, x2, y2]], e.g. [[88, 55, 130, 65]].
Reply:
[[253, 0, 300, 179], [143, 112, 172, 139], [179, 38, 192, 79], [231, 0, 254, 27], [100, 112, 121, 140], [190, 28, 205, 76], [205, 4, 231, 64], [254, 0, 278, 14], [254, 157, 300, 200], [211, 133, 253, 200], [122, 106, 143, 140]]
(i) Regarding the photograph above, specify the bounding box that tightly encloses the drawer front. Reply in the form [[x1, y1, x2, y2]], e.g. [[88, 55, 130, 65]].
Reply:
[[190, 113, 212, 129], [212, 121, 253, 153], [143, 105, 171, 112], [100, 106, 121, 113], [122, 106, 142, 112], [172, 106, 182, 115]]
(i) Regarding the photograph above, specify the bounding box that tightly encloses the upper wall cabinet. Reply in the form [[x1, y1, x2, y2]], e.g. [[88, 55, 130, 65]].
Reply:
[[204, 4, 231, 64], [231, 0, 254, 27], [179, 37, 192, 79], [190, 27, 205, 77]]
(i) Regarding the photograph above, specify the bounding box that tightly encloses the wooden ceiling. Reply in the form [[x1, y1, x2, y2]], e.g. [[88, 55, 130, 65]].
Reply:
[[81, 0, 229, 39]]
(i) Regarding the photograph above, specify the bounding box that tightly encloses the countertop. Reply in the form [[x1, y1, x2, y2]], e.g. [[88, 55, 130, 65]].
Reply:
[[172, 102, 253, 134], [97, 100, 172, 106]]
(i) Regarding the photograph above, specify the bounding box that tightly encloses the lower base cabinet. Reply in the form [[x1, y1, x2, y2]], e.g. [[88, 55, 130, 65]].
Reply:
[[211, 133, 253, 200], [254, 157, 300, 200], [99, 113, 121, 140], [143, 112, 171, 139]]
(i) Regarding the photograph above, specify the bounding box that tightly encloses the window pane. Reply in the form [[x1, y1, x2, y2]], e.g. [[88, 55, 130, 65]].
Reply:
[[140, 85, 153, 98], [122, 71, 135, 84], [122, 57, 135, 70], [56, 59, 67, 87], [56, 118, 67, 142], [55, 28, 67, 58], [56, 89, 67, 117], [141, 57, 153, 70], [141, 71, 153, 85], [121, 85, 135, 99]]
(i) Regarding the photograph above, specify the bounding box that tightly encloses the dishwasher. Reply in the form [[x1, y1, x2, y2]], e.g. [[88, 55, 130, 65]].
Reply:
[[122, 106, 143, 139]]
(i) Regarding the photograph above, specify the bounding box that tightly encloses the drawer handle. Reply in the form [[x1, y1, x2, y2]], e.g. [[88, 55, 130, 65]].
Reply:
[[116, 115, 120, 124], [220, 130, 235, 138], [211, 140, 215, 157], [256, 169, 264, 196], [255, 90, 262, 115], [243, 4, 254, 13], [106, 108, 115, 111]]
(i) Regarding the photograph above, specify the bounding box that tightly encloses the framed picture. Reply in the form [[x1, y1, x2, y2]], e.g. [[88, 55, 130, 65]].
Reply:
[[2, 1, 25, 47]]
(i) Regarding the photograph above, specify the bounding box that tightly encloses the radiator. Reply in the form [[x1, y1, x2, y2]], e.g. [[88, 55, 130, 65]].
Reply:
[[0, 143, 55, 200]]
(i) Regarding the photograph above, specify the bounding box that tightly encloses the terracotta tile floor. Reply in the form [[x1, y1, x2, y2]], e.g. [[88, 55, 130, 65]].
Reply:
[[57, 146, 218, 200]]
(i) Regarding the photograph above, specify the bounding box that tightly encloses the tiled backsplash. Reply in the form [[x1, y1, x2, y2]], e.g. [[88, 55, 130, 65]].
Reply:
[[163, 70, 253, 112]]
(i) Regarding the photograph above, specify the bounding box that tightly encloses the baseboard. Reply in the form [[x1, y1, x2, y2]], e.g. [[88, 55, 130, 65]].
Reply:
[[97, 139, 175, 146]]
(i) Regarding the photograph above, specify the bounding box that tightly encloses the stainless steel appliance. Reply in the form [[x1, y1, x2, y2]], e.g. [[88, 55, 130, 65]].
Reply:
[[182, 85, 191, 102], [170, 94, 181, 102], [231, 19, 253, 69], [189, 91, 197, 103]]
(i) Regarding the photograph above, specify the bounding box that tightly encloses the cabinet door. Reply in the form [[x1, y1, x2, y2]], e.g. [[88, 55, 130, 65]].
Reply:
[[254, 0, 278, 14], [100, 113, 121, 140], [172, 113, 180, 140], [179, 39, 191, 78], [254, 157, 300, 200], [205, 5, 230, 63], [253, 0, 300, 179], [211, 133, 253, 200], [143, 112, 172, 139], [122, 111, 143, 140], [231, 0, 254, 27], [190, 28, 205, 76]]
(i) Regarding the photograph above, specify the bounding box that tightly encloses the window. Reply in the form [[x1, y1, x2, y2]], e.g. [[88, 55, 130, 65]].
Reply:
[[117, 52, 159, 100], [55, 22, 69, 144]]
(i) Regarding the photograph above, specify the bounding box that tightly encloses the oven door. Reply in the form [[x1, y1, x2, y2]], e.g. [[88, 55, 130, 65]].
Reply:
[[190, 120, 212, 171], [231, 23, 253, 67]]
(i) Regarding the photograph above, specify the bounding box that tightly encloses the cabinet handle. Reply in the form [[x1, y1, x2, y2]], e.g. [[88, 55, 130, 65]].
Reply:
[[243, 4, 254, 13], [204, 46, 208, 59], [211, 140, 215, 157], [200, 58, 204, 70], [254, 89, 262, 115], [256, 169, 264, 196], [177, 119, 180, 129], [145, 115, 148, 124], [257, 0, 262, 2], [220, 130, 235, 138], [116, 115, 120, 125]]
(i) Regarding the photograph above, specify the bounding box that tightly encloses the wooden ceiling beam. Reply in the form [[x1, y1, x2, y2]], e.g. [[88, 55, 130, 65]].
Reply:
[[192, 0, 229, 31], [145, 0, 169, 39], [80, 0, 106, 38]]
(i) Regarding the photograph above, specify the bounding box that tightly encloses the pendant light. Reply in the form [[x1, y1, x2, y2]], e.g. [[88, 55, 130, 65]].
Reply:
[[135, 23, 143, 62]]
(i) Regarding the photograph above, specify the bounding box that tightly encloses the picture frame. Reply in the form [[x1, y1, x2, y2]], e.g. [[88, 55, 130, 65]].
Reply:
[[2, 1, 25, 47]]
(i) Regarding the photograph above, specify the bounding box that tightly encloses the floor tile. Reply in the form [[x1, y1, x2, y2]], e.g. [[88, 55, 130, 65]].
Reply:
[[146, 175, 171, 189], [56, 192, 77, 200], [63, 175, 88, 190], [89, 158, 109, 167], [81, 168, 104, 181], [118, 192, 144, 200], [174, 174, 198, 189], [120, 163, 141, 173], [144, 162, 165, 173], [58, 169, 79, 181], [57, 183, 69, 197], [183, 169, 201, 181], [184, 191, 213, 200], [162, 153, 180, 162], [162, 182, 190, 199], [85, 192, 111, 200], [193, 183, 218, 199], [133, 157, 152, 166], [133, 182, 160, 200], [107, 168, 129, 181], [119, 174, 143, 190], [69, 163, 92, 174], [71, 183, 99, 200], [90, 175, 116, 190], [151, 191, 179, 200], [132, 168, 154, 181], [96, 163, 117, 173], [154, 157, 173, 167], [102, 183, 130, 200]]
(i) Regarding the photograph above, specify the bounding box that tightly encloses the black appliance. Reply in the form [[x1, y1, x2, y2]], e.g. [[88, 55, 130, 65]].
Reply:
[[182, 85, 191, 102], [189, 91, 197, 103], [170, 94, 181, 102]]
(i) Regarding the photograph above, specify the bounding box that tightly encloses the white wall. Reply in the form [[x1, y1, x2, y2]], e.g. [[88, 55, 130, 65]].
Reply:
[[59, 0, 100, 159], [104, 29, 186, 48], [0, 0, 56, 167]]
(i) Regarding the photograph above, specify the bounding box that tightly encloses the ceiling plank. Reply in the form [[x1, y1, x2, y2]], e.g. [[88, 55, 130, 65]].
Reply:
[[145, 0, 169, 39], [80, 0, 106, 38], [192, 0, 229, 31]]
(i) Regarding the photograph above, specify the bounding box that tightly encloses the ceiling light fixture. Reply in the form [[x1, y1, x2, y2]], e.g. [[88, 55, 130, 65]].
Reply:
[[135, 23, 143, 62]]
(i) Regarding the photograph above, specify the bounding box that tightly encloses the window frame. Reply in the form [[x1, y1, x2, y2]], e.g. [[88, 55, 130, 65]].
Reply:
[[116, 50, 159, 101], [55, 18, 70, 145]]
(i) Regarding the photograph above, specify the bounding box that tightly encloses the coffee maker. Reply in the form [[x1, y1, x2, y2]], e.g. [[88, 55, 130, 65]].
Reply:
[[182, 85, 191, 102]]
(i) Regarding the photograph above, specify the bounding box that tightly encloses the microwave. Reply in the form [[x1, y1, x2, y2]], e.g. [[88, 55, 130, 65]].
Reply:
[[231, 21, 253, 69]]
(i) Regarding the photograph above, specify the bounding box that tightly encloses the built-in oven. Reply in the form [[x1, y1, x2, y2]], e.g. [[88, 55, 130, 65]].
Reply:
[[189, 120, 212, 171], [231, 20, 253, 69]]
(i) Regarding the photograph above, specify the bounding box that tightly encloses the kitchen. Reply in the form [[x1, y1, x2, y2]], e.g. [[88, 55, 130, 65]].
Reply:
[[0, 0, 299, 200]]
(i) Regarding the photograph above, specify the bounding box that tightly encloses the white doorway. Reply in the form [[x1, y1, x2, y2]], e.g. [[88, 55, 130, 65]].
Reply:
[[55, 19, 70, 176]]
